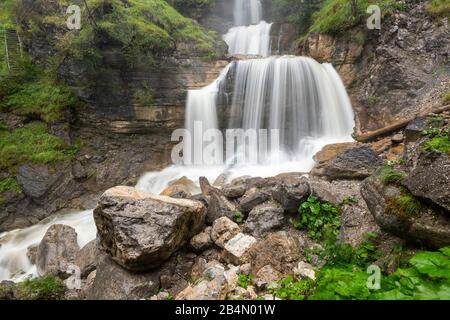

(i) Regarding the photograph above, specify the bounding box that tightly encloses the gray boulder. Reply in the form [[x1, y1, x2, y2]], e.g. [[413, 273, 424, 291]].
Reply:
[[36, 224, 80, 277], [361, 172, 450, 248], [244, 201, 285, 237], [94, 186, 206, 271], [404, 151, 450, 212], [86, 253, 160, 300], [239, 188, 270, 213], [311, 145, 383, 180], [74, 240, 98, 278], [271, 177, 310, 213]]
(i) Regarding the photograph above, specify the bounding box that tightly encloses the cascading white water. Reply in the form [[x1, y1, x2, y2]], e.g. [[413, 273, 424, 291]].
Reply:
[[233, 0, 263, 26], [224, 0, 272, 57], [223, 21, 272, 57], [0, 210, 96, 281], [228, 56, 355, 161]]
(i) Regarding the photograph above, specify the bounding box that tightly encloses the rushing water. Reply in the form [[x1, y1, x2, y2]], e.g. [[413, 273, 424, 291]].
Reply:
[[0, 0, 356, 282], [224, 0, 272, 57]]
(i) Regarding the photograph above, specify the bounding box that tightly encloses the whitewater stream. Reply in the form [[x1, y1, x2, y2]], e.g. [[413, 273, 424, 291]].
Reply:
[[0, 0, 355, 282]]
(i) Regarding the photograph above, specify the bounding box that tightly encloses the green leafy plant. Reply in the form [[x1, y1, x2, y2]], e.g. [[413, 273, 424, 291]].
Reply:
[[274, 275, 315, 300], [237, 273, 254, 289], [233, 211, 243, 224], [294, 196, 341, 241], [423, 129, 450, 154]]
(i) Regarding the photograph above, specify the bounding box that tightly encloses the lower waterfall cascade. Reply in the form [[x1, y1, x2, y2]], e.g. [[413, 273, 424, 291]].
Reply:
[[0, 0, 356, 282]]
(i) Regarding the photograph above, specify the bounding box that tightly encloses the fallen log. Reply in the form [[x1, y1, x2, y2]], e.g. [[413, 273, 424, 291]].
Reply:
[[354, 104, 450, 143]]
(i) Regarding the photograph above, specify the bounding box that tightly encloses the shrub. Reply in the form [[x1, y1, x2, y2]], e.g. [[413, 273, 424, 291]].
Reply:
[[294, 196, 341, 241], [394, 194, 422, 216], [274, 275, 315, 300], [15, 276, 66, 300]]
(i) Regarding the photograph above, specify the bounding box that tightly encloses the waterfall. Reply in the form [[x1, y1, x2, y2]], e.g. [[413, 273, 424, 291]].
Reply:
[[0, 0, 356, 283], [228, 56, 355, 160], [224, 0, 272, 57], [233, 0, 263, 26]]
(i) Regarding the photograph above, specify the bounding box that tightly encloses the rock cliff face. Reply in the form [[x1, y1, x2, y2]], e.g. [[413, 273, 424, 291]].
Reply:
[[298, 1, 450, 134]]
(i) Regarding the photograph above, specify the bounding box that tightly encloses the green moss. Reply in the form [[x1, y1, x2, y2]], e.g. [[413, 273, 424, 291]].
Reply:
[[425, 0, 450, 18], [443, 91, 450, 105], [378, 165, 406, 185], [0, 122, 78, 174], [15, 276, 66, 300], [0, 177, 20, 193], [310, 0, 403, 34]]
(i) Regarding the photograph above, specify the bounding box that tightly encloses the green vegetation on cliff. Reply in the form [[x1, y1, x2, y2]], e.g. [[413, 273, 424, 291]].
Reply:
[[426, 0, 450, 18], [0, 275, 66, 300]]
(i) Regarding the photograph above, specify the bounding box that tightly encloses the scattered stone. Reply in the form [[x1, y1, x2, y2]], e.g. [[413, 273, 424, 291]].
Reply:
[[271, 177, 310, 213], [200, 177, 239, 223], [211, 217, 241, 248], [223, 233, 257, 265], [36, 224, 80, 277], [239, 263, 252, 275], [253, 265, 281, 289], [293, 261, 316, 281], [244, 201, 285, 237], [222, 184, 247, 198], [313, 142, 356, 163], [74, 240, 97, 278], [94, 186, 206, 271], [239, 188, 270, 213], [405, 117, 428, 143], [175, 276, 227, 300], [190, 227, 213, 252], [392, 133, 404, 143], [160, 184, 192, 199]]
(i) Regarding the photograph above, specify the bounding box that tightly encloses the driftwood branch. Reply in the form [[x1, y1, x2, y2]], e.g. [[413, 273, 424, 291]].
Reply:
[[354, 104, 450, 142]]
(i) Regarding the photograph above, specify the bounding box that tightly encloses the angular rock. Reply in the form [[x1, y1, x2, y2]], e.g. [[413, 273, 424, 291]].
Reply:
[[244, 201, 285, 237], [239, 188, 270, 213], [293, 261, 316, 280], [311, 145, 383, 180], [200, 177, 239, 223], [313, 142, 356, 163], [86, 253, 160, 300], [211, 217, 241, 248], [271, 177, 310, 213], [160, 184, 192, 199], [405, 117, 428, 143], [404, 152, 450, 212], [222, 184, 247, 198], [94, 186, 206, 271], [253, 265, 281, 289], [26, 244, 38, 265], [175, 276, 227, 300], [36, 224, 80, 277], [74, 240, 97, 278], [190, 227, 213, 252], [223, 233, 257, 265]]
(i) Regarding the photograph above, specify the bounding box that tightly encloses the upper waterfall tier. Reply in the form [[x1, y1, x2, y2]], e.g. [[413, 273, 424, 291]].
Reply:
[[223, 21, 272, 57], [234, 0, 263, 26]]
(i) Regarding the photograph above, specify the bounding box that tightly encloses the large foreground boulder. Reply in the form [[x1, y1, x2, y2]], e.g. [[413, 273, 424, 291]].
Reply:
[[36, 224, 80, 277], [94, 186, 206, 271], [361, 172, 450, 248], [404, 151, 450, 212]]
